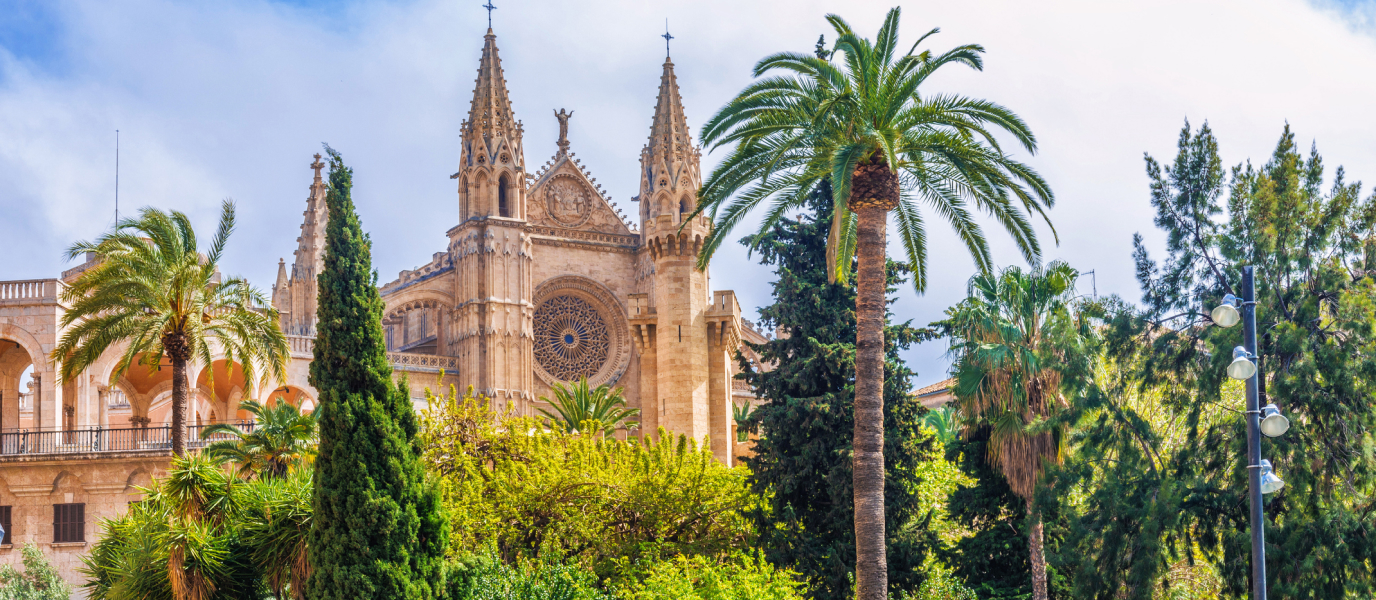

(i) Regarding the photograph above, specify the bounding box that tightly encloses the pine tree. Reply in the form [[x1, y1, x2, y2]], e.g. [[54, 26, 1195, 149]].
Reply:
[[306, 147, 448, 600], [739, 182, 937, 600]]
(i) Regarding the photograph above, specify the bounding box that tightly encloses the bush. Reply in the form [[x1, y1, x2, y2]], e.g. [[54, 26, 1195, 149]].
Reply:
[[0, 543, 72, 600], [420, 386, 758, 580], [446, 552, 610, 600], [612, 551, 806, 600]]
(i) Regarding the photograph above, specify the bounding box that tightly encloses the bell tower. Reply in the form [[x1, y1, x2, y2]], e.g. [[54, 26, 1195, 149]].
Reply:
[[637, 52, 716, 448], [447, 28, 534, 405]]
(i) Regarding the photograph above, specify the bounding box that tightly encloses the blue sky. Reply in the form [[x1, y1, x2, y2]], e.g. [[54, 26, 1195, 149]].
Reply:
[[2, 0, 1375, 387]]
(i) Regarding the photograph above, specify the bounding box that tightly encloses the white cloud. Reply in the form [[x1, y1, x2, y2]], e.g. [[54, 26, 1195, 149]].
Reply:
[[1, 0, 1374, 383]]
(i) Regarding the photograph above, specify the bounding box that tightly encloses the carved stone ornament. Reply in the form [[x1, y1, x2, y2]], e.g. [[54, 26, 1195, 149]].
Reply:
[[545, 174, 592, 227], [532, 276, 631, 387]]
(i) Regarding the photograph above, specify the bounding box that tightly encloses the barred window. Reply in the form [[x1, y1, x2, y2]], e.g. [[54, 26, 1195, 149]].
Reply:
[[53, 503, 84, 543], [0, 505, 11, 544]]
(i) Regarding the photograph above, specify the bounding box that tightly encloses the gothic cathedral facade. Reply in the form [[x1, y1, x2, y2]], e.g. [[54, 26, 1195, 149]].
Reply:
[[270, 29, 765, 464]]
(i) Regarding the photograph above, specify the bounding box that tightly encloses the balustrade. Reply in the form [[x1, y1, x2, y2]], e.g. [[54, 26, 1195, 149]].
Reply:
[[0, 421, 254, 456]]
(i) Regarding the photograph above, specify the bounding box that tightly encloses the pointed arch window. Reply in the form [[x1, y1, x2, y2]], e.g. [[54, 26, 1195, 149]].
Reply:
[[679, 197, 691, 220], [498, 175, 510, 218]]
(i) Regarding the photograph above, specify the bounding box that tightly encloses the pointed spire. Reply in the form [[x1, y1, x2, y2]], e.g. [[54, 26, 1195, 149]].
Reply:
[[463, 29, 522, 169], [641, 57, 700, 197], [272, 258, 289, 309], [293, 154, 330, 284]]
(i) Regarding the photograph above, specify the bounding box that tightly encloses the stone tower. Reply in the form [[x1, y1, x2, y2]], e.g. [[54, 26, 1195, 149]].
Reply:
[[448, 28, 534, 403], [272, 154, 329, 335], [637, 53, 721, 453]]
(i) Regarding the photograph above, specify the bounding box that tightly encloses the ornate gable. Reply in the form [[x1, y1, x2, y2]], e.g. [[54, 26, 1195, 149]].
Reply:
[[526, 111, 634, 237]]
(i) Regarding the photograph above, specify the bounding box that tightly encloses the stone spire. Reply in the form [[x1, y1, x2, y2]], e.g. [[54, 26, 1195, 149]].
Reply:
[[274, 153, 330, 336], [292, 154, 329, 285], [461, 29, 523, 171], [639, 55, 702, 224]]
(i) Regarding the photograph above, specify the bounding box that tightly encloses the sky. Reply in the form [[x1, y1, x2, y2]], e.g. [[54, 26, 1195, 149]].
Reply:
[[2, 0, 1375, 389]]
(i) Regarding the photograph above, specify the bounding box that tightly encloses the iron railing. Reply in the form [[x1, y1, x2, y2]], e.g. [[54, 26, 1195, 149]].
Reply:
[[0, 422, 254, 456]]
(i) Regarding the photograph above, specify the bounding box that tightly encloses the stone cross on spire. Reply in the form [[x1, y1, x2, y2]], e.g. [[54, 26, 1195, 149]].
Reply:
[[310, 153, 324, 183]]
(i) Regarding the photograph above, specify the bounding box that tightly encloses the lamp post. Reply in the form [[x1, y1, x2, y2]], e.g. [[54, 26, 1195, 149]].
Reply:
[[1214, 266, 1290, 600]]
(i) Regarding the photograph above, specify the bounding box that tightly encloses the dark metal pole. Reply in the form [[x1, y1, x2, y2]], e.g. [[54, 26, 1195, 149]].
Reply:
[[1242, 266, 1268, 599]]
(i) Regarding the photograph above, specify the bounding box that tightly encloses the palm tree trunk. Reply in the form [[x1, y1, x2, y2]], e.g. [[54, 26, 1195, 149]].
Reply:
[[852, 203, 889, 600], [1028, 498, 1049, 600], [166, 333, 190, 457]]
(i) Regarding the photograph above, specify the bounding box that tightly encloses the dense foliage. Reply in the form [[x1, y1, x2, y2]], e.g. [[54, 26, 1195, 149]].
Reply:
[[1040, 122, 1376, 598], [0, 543, 72, 600], [82, 454, 312, 600], [419, 385, 759, 582], [307, 147, 448, 600], [736, 187, 938, 599]]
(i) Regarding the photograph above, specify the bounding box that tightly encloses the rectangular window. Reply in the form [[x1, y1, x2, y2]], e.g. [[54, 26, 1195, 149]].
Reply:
[[53, 503, 84, 543], [0, 505, 11, 545]]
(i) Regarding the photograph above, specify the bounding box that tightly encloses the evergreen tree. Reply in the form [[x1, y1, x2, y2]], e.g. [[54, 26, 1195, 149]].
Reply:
[[1043, 122, 1376, 598], [739, 183, 937, 600], [307, 147, 448, 600]]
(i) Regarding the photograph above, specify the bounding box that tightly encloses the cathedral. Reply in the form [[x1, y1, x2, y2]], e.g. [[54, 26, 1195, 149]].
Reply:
[[269, 28, 766, 464]]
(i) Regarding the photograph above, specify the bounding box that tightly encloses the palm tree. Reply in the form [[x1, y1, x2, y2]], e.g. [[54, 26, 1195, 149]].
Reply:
[[537, 376, 639, 436], [203, 398, 317, 480], [694, 9, 1053, 597], [53, 201, 289, 456], [921, 404, 960, 446], [945, 261, 1097, 600], [733, 400, 753, 443]]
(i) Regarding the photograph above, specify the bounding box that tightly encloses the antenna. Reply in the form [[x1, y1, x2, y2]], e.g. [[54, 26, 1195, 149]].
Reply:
[[115, 129, 120, 226], [1081, 269, 1097, 299]]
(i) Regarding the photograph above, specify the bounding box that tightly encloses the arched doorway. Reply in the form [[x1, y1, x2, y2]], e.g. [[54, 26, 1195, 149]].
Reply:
[[0, 339, 35, 433]]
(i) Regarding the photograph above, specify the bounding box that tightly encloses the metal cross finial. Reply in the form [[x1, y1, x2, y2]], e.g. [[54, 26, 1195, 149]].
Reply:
[[662, 19, 674, 58], [483, 1, 496, 29]]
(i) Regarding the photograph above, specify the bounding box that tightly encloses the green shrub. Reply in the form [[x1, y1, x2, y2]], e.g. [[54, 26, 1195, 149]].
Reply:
[[446, 552, 610, 600], [0, 543, 72, 600], [420, 386, 757, 579], [612, 551, 806, 600]]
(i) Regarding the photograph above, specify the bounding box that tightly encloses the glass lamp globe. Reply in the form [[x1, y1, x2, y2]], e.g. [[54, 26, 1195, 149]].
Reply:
[[1227, 346, 1257, 380], [1259, 459, 1285, 494], [1211, 295, 1242, 328], [1260, 404, 1290, 438]]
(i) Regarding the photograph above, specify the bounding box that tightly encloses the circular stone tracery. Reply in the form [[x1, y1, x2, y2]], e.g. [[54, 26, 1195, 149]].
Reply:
[[533, 294, 610, 381]]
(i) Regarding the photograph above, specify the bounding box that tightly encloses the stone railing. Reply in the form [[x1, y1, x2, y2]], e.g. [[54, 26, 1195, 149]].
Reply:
[[387, 352, 459, 373], [0, 279, 63, 304], [286, 335, 315, 358]]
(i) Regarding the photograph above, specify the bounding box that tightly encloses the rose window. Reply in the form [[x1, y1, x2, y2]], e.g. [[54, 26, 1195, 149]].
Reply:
[[533, 294, 610, 381]]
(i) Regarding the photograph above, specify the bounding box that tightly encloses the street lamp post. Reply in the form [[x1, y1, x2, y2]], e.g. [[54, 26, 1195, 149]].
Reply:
[[1240, 266, 1267, 600], [1214, 265, 1288, 600]]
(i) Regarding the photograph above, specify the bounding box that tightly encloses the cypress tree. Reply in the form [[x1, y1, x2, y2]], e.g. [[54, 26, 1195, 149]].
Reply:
[[307, 147, 448, 600], [739, 183, 937, 600]]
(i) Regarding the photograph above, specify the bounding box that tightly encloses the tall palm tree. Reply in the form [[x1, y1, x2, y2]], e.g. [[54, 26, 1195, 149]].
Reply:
[[694, 9, 1053, 597], [53, 201, 289, 456], [537, 376, 640, 436], [203, 398, 317, 480], [945, 261, 1097, 600]]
